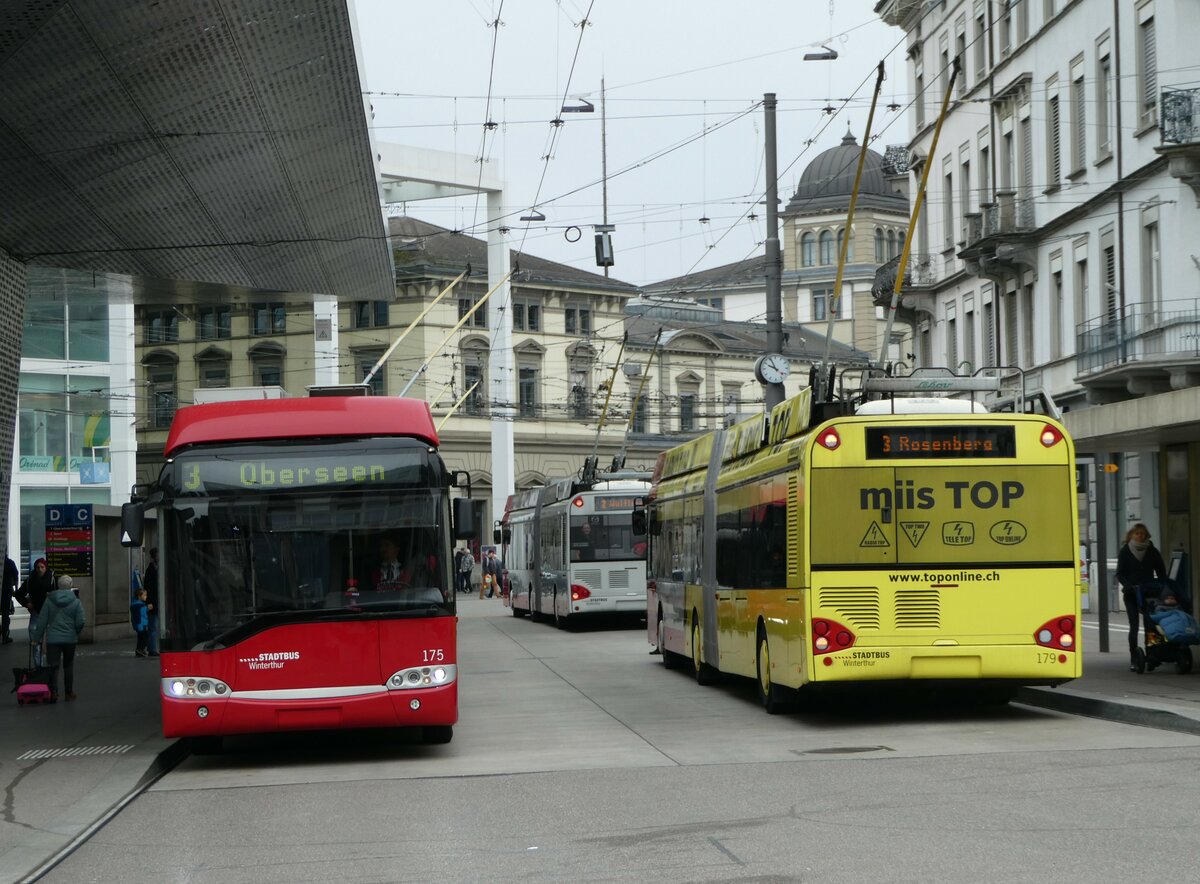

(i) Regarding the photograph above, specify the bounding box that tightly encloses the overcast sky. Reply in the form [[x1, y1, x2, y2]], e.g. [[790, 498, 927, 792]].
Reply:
[[353, 2, 910, 288]]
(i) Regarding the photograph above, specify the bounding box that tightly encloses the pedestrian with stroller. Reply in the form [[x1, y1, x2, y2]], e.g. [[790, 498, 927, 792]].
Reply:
[[30, 574, 85, 701], [1116, 522, 1168, 671]]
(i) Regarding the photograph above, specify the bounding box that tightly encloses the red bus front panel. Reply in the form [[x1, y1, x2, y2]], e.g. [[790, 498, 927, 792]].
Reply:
[[159, 618, 457, 738]]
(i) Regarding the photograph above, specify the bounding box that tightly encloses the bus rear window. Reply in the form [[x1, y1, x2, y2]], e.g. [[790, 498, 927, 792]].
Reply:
[[570, 514, 643, 562]]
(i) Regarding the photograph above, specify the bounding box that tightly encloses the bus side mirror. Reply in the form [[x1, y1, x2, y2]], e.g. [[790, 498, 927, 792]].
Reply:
[[120, 501, 144, 548], [631, 508, 646, 537], [453, 497, 476, 540]]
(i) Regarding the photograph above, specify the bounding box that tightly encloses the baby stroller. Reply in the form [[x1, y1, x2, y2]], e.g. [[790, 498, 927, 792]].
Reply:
[[1132, 580, 1198, 675]]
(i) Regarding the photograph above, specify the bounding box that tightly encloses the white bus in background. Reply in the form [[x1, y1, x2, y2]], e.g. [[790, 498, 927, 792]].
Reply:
[[501, 474, 651, 628]]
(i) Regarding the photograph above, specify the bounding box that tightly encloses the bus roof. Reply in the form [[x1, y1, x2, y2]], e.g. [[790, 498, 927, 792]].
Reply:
[[164, 397, 439, 457]]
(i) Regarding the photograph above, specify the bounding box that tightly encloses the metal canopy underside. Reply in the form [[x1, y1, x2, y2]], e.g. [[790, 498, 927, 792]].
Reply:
[[0, 0, 393, 301]]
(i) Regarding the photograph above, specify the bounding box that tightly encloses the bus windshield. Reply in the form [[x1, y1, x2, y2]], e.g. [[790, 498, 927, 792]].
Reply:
[[159, 440, 452, 650], [569, 513, 644, 562]]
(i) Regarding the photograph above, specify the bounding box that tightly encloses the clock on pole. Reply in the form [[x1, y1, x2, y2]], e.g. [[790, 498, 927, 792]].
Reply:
[[753, 353, 791, 385]]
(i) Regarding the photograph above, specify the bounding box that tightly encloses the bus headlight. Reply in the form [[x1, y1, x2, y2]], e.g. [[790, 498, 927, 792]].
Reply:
[[387, 664, 458, 690], [163, 677, 231, 699]]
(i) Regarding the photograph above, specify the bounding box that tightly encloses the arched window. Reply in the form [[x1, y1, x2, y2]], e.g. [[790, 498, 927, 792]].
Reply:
[[567, 344, 595, 420], [875, 228, 885, 263], [819, 230, 834, 265], [460, 338, 490, 415], [801, 232, 816, 267], [897, 230, 906, 255], [887, 230, 897, 259], [835, 225, 854, 260]]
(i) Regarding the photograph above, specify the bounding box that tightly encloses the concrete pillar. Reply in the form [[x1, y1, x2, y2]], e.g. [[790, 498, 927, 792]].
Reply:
[[313, 297, 340, 387], [0, 250, 27, 558]]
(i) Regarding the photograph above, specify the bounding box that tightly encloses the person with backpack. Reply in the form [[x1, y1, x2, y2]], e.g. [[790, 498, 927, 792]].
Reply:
[[130, 587, 150, 657], [30, 574, 85, 701]]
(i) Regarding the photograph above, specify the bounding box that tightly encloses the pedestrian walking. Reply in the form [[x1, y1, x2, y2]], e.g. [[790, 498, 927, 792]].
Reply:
[[456, 547, 474, 594], [30, 574, 85, 701], [2, 554, 17, 644], [143, 548, 160, 657]]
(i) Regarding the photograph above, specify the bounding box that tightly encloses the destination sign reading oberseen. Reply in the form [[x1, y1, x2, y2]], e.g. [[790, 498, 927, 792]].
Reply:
[[865, 425, 1016, 459]]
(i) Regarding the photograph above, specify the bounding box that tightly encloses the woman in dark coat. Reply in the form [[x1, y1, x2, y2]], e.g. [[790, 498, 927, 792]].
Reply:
[[1115, 522, 1168, 670], [16, 558, 55, 665]]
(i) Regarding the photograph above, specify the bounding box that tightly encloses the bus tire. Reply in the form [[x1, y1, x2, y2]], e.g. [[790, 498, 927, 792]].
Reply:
[[756, 626, 793, 714], [553, 593, 570, 630], [691, 617, 718, 685], [422, 725, 453, 744], [657, 612, 679, 669]]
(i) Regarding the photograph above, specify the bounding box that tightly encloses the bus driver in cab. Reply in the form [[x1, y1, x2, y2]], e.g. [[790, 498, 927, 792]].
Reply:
[[371, 535, 442, 602]]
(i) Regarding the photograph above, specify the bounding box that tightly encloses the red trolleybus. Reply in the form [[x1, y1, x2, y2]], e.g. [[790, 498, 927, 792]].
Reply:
[[121, 395, 474, 745]]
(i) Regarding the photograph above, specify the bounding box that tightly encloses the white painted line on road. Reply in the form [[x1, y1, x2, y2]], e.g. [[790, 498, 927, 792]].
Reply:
[[18, 744, 134, 760]]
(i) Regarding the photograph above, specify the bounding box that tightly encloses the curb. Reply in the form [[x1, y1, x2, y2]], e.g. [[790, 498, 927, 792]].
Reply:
[[1015, 686, 1200, 737]]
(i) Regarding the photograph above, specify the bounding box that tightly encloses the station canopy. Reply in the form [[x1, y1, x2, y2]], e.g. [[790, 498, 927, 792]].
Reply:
[[0, 1, 393, 303]]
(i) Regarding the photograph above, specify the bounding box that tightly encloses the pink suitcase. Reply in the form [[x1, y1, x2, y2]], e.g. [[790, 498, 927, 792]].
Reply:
[[17, 682, 53, 705]]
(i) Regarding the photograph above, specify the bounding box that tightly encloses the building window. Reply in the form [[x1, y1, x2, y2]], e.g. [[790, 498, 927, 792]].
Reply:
[[974, 4, 986, 81], [914, 50, 926, 130], [1050, 268, 1064, 361], [144, 358, 177, 429], [696, 296, 724, 315], [964, 301, 976, 369], [959, 156, 971, 241], [251, 303, 286, 336], [463, 361, 485, 414], [1070, 61, 1086, 173], [1143, 218, 1162, 310], [196, 353, 230, 389], [954, 19, 966, 97], [513, 300, 541, 332], [875, 228, 885, 263], [353, 301, 389, 329], [812, 289, 828, 322], [678, 392, 696, 433], [355, 350, 386, 396], [1137, 6, 1157, 129], [946, 304, 958, 371], [801, 232, 816, 267], [1046, 91, 1062, 187], [886, 230, 897, 260], [631, 398, 647, 434], [1097, 43, 1113, 158], [1074, 257, 1089, 331], [818, 230, 834, 265], [144, 309, 179, 344], [837, 228, 852, 261], [457, 298, 488, 328], [196, 306, 231, 340], [518, 364, 538, 417], [565, 305, 592, 336], [1000, 2, 1012, 57], [943, 166, 954, 250], [251, 349, 283, 387], [569, 356, 592, 419]]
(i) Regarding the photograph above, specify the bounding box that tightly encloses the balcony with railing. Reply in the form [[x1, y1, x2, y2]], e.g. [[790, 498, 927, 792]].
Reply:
[[959, 191, 1037, 275], [1158, 86, 1200, 205], [1075, 299, 1200, 399]]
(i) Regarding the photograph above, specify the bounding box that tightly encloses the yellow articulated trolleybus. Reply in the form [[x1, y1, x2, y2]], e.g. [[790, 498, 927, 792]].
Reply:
[[639, 372, 1082, 712]]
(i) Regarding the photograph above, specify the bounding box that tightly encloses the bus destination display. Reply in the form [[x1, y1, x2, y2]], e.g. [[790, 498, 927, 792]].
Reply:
[[865, 425, 1016, 459]]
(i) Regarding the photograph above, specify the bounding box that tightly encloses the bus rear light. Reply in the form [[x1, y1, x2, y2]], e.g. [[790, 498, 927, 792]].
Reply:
[[163, 677, 231, 699], [812, 618, 855, 655], [1039, 424, 1064, 447], [570, 584, 592, 601], [388, 664, 458, 690], [572, 496, 584, 508], [1035, 617, 1076, 651], [818, 427, 841, 451]]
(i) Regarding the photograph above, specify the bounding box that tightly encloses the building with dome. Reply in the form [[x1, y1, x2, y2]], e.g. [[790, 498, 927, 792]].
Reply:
[[645, 130, 913, 365]]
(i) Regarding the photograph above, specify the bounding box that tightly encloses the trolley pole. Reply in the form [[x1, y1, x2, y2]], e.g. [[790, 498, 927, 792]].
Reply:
[[763, 93, 785, 410]]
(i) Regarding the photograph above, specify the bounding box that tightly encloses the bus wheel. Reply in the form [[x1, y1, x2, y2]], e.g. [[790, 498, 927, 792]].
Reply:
[[1177, 647, 1193, 675], [658, 613, 678, 669], [553, 593, 565, 629], [691, 619, 717, 685], [756, 628, 792, 714], [511, 596, 525, 617], [422, 725, 453, 744]]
